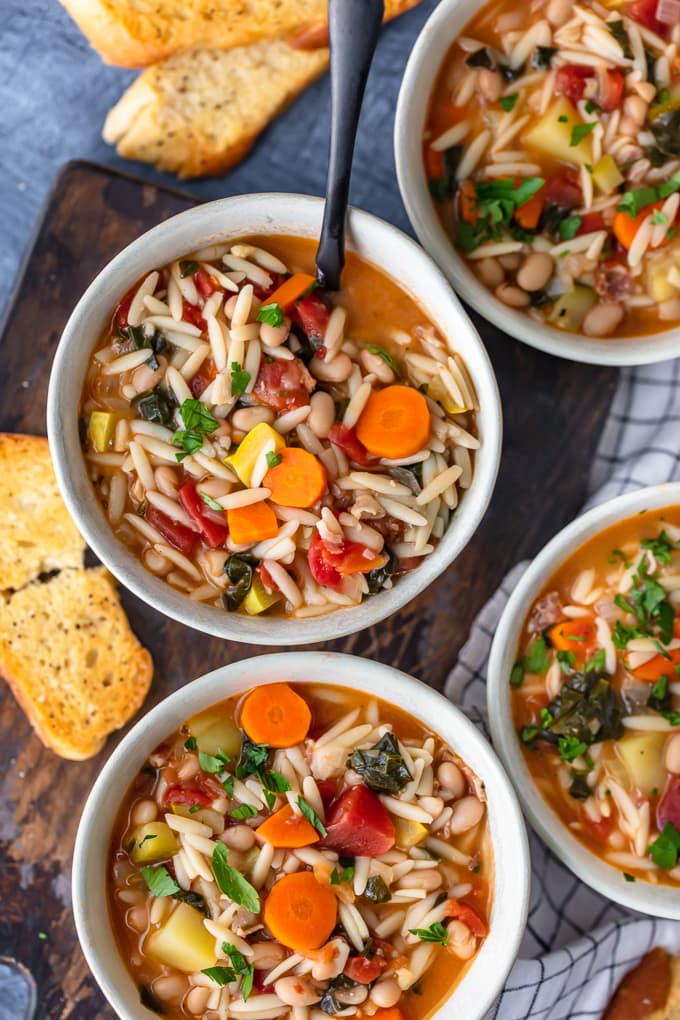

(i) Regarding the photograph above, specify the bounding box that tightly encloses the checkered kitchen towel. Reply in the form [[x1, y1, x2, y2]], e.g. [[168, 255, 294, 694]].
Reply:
[[446, 358, 680, 1019]]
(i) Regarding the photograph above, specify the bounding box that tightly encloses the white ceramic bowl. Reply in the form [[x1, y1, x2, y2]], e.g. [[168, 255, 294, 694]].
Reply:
[[487, 482, 680, 917], [47, 193, 501, 645], [73, 651, 530, 1020], [394, 0, 680, 367]]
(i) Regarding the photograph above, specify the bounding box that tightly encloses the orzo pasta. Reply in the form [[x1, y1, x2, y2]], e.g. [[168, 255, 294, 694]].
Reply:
[[110, 682, 492, 1019], [424, 0, 680, 337], [80, 236, 478, 618], [510, 506, 680, 885]]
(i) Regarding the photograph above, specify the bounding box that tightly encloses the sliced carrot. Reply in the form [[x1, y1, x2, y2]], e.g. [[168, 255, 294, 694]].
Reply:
[[263, 871, 337, 951], [370, 1010, 406, 1020], [632, 647, 680, 682], [266, 272, 316, 310], [425, 146, 444, 180], [255, 804, 319, 848], [613, 200, 671, 250], [459, 180, 479, 224], [355, 385, 431, 460], [549, 616, 597, 668], [227, 502, 279, 545], [514, 184, 545, 230], [263, 447, 327, 508], [336, 546, 386, 576], [240, 682, 312, 747]]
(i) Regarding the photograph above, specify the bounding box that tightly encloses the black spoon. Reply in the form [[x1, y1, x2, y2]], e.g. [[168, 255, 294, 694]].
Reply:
[[316, 0, 385, 292]]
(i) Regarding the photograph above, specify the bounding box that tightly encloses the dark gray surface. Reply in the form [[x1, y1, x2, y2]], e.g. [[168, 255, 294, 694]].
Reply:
[[1, 0, 438, 316]]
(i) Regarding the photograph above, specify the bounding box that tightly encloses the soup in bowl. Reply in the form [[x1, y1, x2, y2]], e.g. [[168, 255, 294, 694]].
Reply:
[[488, 483, 680, 916], [395, 0, 680, 364], [72, 653, 529, 1020], [48, 195, 501, 644]]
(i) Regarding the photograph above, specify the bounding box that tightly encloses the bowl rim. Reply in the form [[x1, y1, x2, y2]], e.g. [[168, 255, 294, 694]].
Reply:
[[47, 192, 502, 646], [72, 651, 531, 1020], [393, 0, 680, 367], [486, 482, 680, 917]]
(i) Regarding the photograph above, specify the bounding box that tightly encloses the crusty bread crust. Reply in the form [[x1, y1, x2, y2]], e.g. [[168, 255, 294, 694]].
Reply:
[[0, 568, 153, 760], [103, 41, 330, 178], [60, 0, 421, 68]]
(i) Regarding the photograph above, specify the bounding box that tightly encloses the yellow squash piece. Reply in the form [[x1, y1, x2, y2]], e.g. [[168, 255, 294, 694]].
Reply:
[[591, 155, 623, 195], [426, 374, 470, 415], [525, 97, 593, 167], [617, 732, 667, 797], [89, 411, 117, 452], [549, 285, 597, 331], [185, 709, 242, 757], [225, 422, 285, 486], [393, 817, 428, 849], [146, 902, 216, 973], [243, 575, 281, 615], [129, 822, 180, 864]]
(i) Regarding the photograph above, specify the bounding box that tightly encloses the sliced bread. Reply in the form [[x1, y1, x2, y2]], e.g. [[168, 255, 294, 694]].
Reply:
[[0, 433, 85, 591], [0, 567, 153, 760], [60, 0, 420, 68], [103, 40, 330, 178]]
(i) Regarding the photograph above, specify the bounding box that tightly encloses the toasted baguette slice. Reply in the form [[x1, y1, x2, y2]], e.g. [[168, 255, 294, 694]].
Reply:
[[0, 567, 153, 760], [60, 0, 420, 68], [103, 40, 330, 179], [0, 433, 85, 591]]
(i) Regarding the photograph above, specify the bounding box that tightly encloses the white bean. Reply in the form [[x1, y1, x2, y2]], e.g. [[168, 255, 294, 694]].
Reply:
[[126, 906, 148, 932], [666, 733, 680, 774], [307, 391, 336, 439], [274, 976, 322, 1007], [250, 941, 286, 971], [232, 406, 275, 431], [360, 348, 395, 384], [495, 283, 530, 308], [371, 979, 402, 1009], [516, 252, 554, 292], [476, 258, 504, 288], [154, 465, 180, 497], [185, 986, 211, 1014], [131, 799, 158, 826], [335, 985, 368, 1006], [449, 796, 485, 834], [310, 939, 350, 981], [582, 302, 624, 337], [446, 920, 476, 960], [498, 253, 522, 271], [659, 297, 680, 320], [221, 825, 256, 851], [310, 352, 353, 383], [153, 975, 186, 1001], [131, 359, 166, 393], [547, 0, 571, 25], [260, 320, 291, 348], [437, 761, 466, 798]]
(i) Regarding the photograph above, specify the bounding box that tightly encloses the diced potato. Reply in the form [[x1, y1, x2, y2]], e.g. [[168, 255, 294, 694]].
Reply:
[[426, 374, 470, 415], [548, 285, 597, 331], [146, 902, 216, 973], [129, 822, 180, 864], [592, 155, 623, 195], [617, 732, 667, 796], [393, 817, 428, 849], [225, 423, 285, 486], [525, 97, 593, 167], [186, 709, 242, 757], [243, 575, 281, 615], [647, 248, 680, 302], [89, 411, 116, 452]]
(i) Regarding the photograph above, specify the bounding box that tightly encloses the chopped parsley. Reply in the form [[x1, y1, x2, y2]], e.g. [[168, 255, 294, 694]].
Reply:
[[560, 215, 582, 241], [261, 770, 291, 810], [623, 873, 636, 882], [557, 650, 576, 673], [199, 490, 224, 511], [141, 865, 180, 898], [641, 530, 680, 566], [257, 302, 285, 327], [510, 662, 525, 687], [201, 966, 236, 986], [229, 803, 259, 820], [558, 115, 569, 123], [617, 171, 680, 218], [585, 649, 606, 673], [297, 795, 327, 837], [652, 209, 669, 226], [662, 710, 680, 726], [230, 361, 251, 399], [608, 549, 631, 567], [499, 93, 518, 112], [570, 122, 597, 147], [456, 177, 545, 253], [184, 735, 198, 751], [222, 944, 255, 1001], [198, 747, 231, 774], [649, 821, 680, 869], [584, 100, 600, 115], [408, 922, 449, 946], [524, 636, 550, 675], [265, 451, 283, 469], [558, 736, 588, 763], [330, 866, 355, 885], [211, 843, 260, 912], [173, 399, 219, 461]]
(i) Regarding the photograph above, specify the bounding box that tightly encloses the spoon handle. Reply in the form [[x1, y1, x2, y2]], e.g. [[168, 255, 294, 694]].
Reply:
[[316, 0, 385, 291]]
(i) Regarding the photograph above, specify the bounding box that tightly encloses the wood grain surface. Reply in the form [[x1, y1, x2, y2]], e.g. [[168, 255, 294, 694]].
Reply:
[[0, 161, 619, 1019]]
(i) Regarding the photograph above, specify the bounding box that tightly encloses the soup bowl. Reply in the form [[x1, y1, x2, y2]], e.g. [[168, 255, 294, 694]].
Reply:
[[487, 482, 680, 917], [394, 0, 680, 366], [47, 193, 501, 645], [73, 651, 530, 1020]]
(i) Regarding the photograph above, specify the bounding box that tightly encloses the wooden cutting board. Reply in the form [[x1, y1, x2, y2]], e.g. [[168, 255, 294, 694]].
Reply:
[[0, 160, 619, 1019]]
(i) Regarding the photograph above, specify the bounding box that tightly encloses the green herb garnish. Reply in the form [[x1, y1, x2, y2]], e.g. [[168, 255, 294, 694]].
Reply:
[[211, 843, 260, 912], [297, 795, 327, 837], [408, 922, 449, 946], [510, 663, 525, 687], [649, 822, 680, 869], [560, 216, 582, 241], [558, 736, 588, 763], [364, 344, 401, 377], [230, 362, 251, 399], [570, 122, 597, 147], [229, 804, 259, 820], [199, 490, 224, 511], [330, 866, 355, 885], [257, 302, 285, 327], [266, 451, 283, 469], [173, 399, 219, 461], [141, 865, 180, 898], [499, 93, 518, 112], [524, 636, 550, 675]]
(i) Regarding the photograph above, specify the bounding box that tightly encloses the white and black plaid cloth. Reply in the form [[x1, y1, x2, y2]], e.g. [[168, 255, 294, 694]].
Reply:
[[446, 359, 680, 1018]]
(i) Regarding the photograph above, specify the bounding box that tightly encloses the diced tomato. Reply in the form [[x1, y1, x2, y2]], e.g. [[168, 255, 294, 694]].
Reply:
[[327, 423, 376, 467], [322, 785, 396, 857], [344, 955, 388, 985], [252, 970, 275, 993], [194, 267, 217, 300], [296, 291, 331, 341], [163, 786, 213, 809], [190, 358, 217, 398], [658, 776, 680, 831], [113, 287, 135, 329], [425, 146, 444, 180], [146, 505, 198, 556], [555, 64, 594, 105], [253, 357, 315, 412], [258, 563, 279, 593], [598, 69, 625, 112], [178, 480, 227, 548], [182, 299, 207, 332], [581, 812, 613, 841], [630, 0, 667, 35], [576, 211, 606, 236], [545, 174, 583, 209], [396, 555, 425, 572], [308, 532, 343, 591], [445, 901, 488, 938], [252, 271, 286, 301], [316, 780, 338, 811]]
